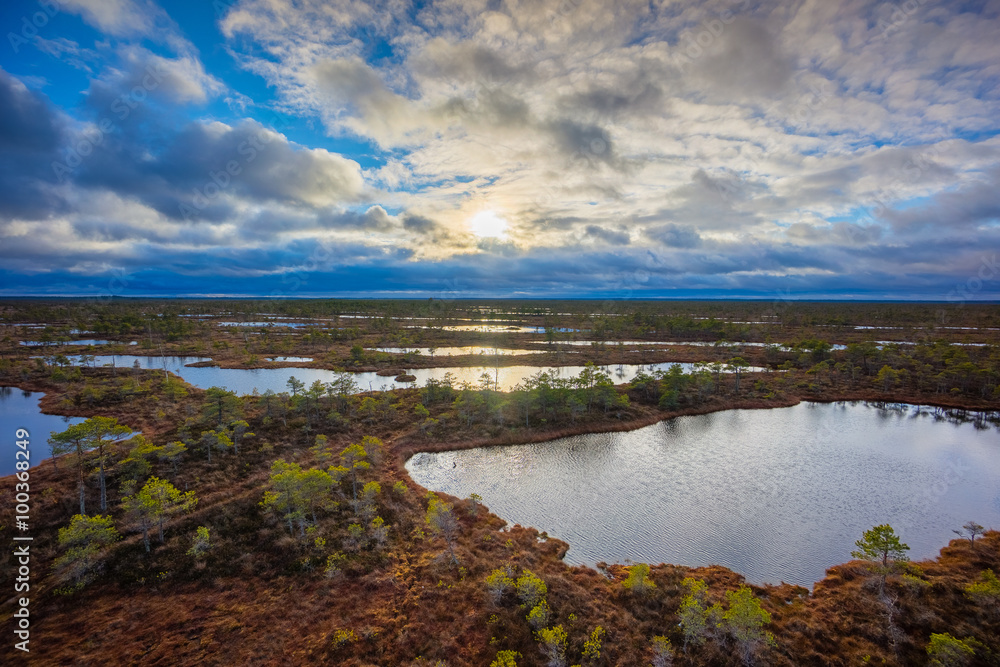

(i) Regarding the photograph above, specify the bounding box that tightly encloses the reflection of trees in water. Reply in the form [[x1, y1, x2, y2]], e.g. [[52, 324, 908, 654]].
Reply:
[[864, 400, 1000, 431]]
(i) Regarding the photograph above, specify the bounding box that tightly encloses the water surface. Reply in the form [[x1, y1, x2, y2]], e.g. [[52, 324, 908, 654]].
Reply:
[[64, 356, 765, 395], [370, 346, 549, 356], [407, 402, 1000, 587], [0, 388, 85, 476]]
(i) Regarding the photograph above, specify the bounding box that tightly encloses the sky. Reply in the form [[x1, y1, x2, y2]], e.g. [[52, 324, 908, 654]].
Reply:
[[0, 0, 998, 300]]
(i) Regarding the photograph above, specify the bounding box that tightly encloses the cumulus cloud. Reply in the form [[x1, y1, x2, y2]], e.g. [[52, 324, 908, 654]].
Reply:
[[63, 118, 367, 220], [85, 47, 226, 112]]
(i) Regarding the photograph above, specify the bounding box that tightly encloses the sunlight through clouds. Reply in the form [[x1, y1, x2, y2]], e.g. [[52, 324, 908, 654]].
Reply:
[[468, 210, 509, 239]]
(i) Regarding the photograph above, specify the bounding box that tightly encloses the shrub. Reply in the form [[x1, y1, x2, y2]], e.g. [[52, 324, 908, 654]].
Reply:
[[53, 514, 120, 587], [516, 570, 547, 609], [536, 625, 568, 667], [926, 633, 975, 667], [187, 526, 212, 558], [489, 650, 521, 667], [622, 562, 656, 596], [486, 566, 515, 604], [526, 600, 550, 630]]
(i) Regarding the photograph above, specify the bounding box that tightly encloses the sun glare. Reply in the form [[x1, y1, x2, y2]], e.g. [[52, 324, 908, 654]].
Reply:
[[468, 210, 509, 238]]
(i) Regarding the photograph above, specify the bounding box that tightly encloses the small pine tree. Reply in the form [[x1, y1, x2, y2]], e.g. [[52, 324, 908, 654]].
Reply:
[[723, 585, 773, 666], [426, 493, 460, 564], [581, 626, 605, 665], [926, 633, 975, 667], [678, 578, 714, 652], [310, 434, 332, 465], [515, 570, 548, 609], [187, 526, 211, 558], [622, 562, 656, 597], [370, 516, 389, 548], [490, 650, 521, 667], [53, 514, 120, 587], [964, 569, 1000, 608], [324, 552, 347, 579], [339, 444, 369, 502], [651, 635, 674, 667], [157, 440, 187, 475], [122, 477, 197, 552], [526, 600, 550, 630], [486, 566, 515, 604], [952, 521, 985, 548], [536, 625, 568, 667], [852, 524, 910, 595], [469, 492, 483, 516]]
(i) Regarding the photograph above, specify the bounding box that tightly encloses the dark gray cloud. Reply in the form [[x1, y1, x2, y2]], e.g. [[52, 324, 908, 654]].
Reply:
[[67, 119, 364, 220], [416, 39, 531, 85], [879, 167, 1000, 233], [585, 224, 631, 245], [0, 69, 67, 219], [691, 18, 794, 99], [0, 70, 64, 152], [545, 119, 618, 166], [645, 224, 703, 248], [441, 88, 532, 129], [402, 213, 437, 233]]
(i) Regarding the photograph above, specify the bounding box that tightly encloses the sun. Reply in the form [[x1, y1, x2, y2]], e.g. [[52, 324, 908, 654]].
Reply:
[[468, 210, 509, 238]]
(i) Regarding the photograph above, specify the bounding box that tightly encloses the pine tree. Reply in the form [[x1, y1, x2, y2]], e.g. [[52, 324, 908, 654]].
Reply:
[[53, 514, 120, 587], [122, 477, 197, 552], [852, 524, 910, 595]]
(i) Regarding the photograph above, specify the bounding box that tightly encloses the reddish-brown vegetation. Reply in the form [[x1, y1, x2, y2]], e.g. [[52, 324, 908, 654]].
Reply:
[[2, 298, 999, 665]]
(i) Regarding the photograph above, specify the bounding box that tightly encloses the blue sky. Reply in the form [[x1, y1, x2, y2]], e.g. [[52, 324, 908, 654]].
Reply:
[[0, 0, 998, 300]]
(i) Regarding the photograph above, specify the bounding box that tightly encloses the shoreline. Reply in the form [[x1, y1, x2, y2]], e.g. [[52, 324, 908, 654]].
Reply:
[[3, 379, 997, 592], [6, 377, 998, 473]]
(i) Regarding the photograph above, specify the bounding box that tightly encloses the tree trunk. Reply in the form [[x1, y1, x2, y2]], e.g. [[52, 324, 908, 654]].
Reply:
[[99, 454, 107, 512], [78, 450, 86, 515], [142, 524, 150, 553]]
